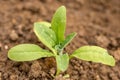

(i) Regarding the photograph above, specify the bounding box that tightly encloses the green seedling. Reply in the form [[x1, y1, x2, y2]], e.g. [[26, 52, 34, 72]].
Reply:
[[8, 6, 115, 76]]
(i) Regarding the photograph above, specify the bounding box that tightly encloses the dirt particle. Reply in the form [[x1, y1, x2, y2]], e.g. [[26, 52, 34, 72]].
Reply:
[[40, 0, 53, 3], [76, 0, 85, 5], [95, 35, 110, 47], [49, 68, 56, 76], [19, 63, 30, 72], [96, 75, 101, 80], [39, 5, 47, 16], [10, 74, 18, 80], [110, 37, 118, 47], [113, 48, 120, 61], [10, 30, 19, 41], [54, 74, 70, 80], [29, 61, 42, 78]]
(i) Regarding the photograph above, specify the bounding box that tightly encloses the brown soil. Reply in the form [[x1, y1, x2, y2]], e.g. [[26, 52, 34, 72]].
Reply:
[[0, 0, 120, 80]]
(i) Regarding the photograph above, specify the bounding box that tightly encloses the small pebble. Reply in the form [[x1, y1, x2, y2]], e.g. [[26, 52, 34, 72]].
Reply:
[[10, 30, 19, 41], [50, 68, 56, 75], [4, 45, 8, 50]]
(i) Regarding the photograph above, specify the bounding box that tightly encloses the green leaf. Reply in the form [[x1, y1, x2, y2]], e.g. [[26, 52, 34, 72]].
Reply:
[[56, 54, 69, 72], [8, 44, 54, 61], [70, 46, 115, 66], [51, 6, 66, 44], [34, 22, 51, 28], [60, 32, 77, 49], [34, 23, 56, 52]]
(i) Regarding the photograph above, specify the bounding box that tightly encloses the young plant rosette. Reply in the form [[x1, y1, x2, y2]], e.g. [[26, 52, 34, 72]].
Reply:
[[8, 6, 115, 76]]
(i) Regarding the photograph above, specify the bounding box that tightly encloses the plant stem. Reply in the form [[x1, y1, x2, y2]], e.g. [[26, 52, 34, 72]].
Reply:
[[52, 49, 57, 56], [69, 55, 73, 59], [56, 69, 61, 76], [59, 49, 63, 55]]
